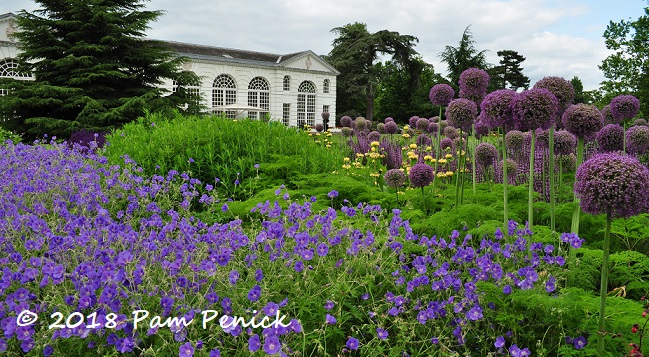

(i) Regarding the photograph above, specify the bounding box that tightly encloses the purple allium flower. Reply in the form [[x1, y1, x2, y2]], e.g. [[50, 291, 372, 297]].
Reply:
[[511, 88, 558, 131], [562, 103, 604, 138], [474, 118, 490, 138], [368, 130, 381, 142], [554, 130, 577, 155], [446, 98, 477, 132], [505, 130, 525, 151], [626, 125, 649, 155], [440, 137, 454, 151], [574, 152, 649, 218], [409, 116, 420, 128], [384, 121, 399, 135], [600, 105, 615, 125], [315, 123, 324, 132], [409, 163, 434, 188], [610, 94, 640, 122], [596, 124, 625, 153], [416, 117, 429, 131], [429, 84, 455, 106], [385, 117, 395, 123], [533, 76, 574, 116], [341, 127, 353, 137], [633, 118, 648, 127], [444, 126, 459, 139], [384, 169, 407, 189], [416, 134, 432, 147], [426, 121, 439, 135], [459, 68, 490, 106], [475, 143, 498, 167], [322, 111, 330, 121], [346, 337, 360, 350], [480, 89, 517, 130], [340, 116, 352, 128], [377, 123, 385, 134]]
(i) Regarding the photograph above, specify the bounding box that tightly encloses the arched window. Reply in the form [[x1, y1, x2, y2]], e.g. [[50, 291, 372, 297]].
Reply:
[[323, 79, 330, 94], [248, 76, 270, 120], [0, 58, 33, 96], [213, 74, 237, 118], [297, 81, 316, 127], [283, 75, 290, 91]]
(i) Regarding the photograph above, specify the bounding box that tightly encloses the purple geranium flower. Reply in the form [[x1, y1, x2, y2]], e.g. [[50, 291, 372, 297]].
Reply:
[[346, 336, 360, 350]]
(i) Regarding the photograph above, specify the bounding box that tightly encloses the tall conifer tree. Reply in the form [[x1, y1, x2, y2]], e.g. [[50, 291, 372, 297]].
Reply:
[[0, 0, 202, 139]]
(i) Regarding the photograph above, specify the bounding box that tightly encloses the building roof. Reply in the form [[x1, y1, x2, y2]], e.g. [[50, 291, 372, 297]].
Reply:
[[164, 41, 339, 75]]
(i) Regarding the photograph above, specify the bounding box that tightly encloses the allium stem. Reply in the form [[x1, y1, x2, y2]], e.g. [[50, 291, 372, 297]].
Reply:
[[528, 130, 536, 234], [502, 126, 509, 232], [549, 126, 556, 231], [597, 210, 612, 355], [568, 136, 584, 286], [455, 128, 463, 208], [472, 124, 477, 196]]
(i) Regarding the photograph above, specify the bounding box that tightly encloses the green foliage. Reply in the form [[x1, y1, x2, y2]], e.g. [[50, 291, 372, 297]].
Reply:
[[104, 112, 346, 201], [489, 50, 531, 91], [326, 22, 420, 121], [438, 25, 490, 87], [599, 6, 649, 116], [0, 1, 202, 139], [0, 127, 21, 144]]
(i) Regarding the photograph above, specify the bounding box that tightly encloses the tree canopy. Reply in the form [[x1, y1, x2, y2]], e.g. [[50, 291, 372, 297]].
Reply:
[[326, 22, 419, 121], [438, 26, 490, 87], [599, 6, 649, 115], [0, 0, 202, 139], [489, 50, 530, 91]]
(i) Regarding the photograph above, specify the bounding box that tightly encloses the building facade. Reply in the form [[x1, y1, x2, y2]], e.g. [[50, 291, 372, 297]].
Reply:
[[0, 12, 338, 128]]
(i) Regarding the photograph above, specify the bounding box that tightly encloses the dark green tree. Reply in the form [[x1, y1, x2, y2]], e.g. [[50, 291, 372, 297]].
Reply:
[[0, 0, 202, 139], [326, 22, 419, 121], [374, 58, 446, 122], [571, 76, 586, 104], [489, 50, 530, 91], [438, 25, 490, 87], [599, 5, 649, 115]]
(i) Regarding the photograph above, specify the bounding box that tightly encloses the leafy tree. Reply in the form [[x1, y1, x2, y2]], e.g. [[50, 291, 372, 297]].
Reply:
[[0, 0, 202, 140], [489, 50, 530, 91], [439, 25, 490, 87], [327, 22, 419, 121], [374, 58, 446, 122], [599, 5, 649, 115]]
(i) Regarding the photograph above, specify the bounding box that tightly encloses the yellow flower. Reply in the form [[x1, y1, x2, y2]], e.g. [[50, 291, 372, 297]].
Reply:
[[343, 164, 351, 170], [371, 141, 380, 147], [371, 146, 376, 152], [402, 133, 411, 139], [438, 159, 447, 164], [343, 157, 351, 162], [430, 158, 437, 163], [445, 153, 453, 159], [426, 146, 432, 152], [424, 155, 433, 161], [356, 153, 364, 158], [326, 144, 331, 148], [436, 172, 446, 178], [446, 171, 454, 176], [409, 143, 418, 149]]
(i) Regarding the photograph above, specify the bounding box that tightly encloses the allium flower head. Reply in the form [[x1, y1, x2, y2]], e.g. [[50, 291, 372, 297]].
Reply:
[[475, 142, 498, 167], [385, 117, 395, 123], [416, 133, 432, 147], [596, 124, 624, 153], [446, 98, 477, 132], [511, 88, 558, 131], [533, 76, 574, 115], [409, 163, 434, 188], [474, 118, 489, 138], [626, 125, 649, 155], [610, 94, 640, 122], [633, 118, 647, 127], [574, 152, 649, 218], [340, 116, 352, 128], [377, 123, 385, 134], [505, 130, 525, 151], [416, 117, 429, 131], [500, 158, 519, 178], [409, 116, 420, 128], [368, 131, 381, 142], [561, 103, 603, 138], [384, 169, 407, 189], [554, 130, 577, 155], [315, 123, 324, 132], [440, 137, 454, 151], [444, 126, 459, 139], [384, 121, 399, 135], [459, 68, 490, 106], [600, 105, 615, 125], [480, 89, 517, 129], [426, 121, 439, 135], [429, 84, 455, 106]]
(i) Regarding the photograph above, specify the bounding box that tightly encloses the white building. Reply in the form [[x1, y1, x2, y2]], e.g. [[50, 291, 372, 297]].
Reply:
[[0, 12, 338, 128]]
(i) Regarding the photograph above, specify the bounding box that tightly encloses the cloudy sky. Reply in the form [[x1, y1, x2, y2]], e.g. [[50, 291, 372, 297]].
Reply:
[[2, 0, 647, 90]]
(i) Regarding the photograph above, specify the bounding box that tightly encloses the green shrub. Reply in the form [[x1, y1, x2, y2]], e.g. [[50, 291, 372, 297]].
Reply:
[[104, 112, 347, 200]]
